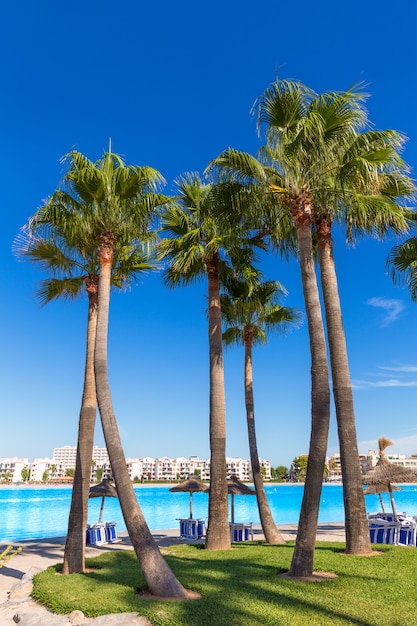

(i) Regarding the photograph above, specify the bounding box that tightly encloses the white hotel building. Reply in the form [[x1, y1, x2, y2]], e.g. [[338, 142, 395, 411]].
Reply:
[[0, 458, 29, 482], [51, 450, 270, 482], [327, 450, 417, 481], [0, 446, 271, 483], [126, 455, 270, 482], [53, 446, 110, 468]]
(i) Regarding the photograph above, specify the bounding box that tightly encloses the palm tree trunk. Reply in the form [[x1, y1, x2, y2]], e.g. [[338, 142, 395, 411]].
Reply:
[[95, 247, 188, 598], [244, 329, 285, 544], [63, 282, 98, 574], [289, 219, 331, 577], [317, 222, 371, 554], [205, 253, 231, 550]]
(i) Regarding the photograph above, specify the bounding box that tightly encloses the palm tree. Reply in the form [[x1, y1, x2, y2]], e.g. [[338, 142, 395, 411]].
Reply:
[[15, 199, 154, 574], [158, 172, 262, 550], [313, 129, 414, 553], [221, 275, 301, 544], [14, 212, 100, 573], [38, 150, 188, 597], [387, 235, 417, 300], [212, 79, 373, 573]]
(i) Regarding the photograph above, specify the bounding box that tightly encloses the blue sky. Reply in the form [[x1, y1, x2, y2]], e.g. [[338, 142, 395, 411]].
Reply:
[[1, 0, 416, 468]]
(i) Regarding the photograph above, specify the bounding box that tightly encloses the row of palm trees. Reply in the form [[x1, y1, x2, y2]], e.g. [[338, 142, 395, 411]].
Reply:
[[14, 77, 415, 595]]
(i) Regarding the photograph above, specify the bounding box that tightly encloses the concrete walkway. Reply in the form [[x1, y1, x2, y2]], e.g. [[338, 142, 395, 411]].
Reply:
[[0, 523, 346, 624]]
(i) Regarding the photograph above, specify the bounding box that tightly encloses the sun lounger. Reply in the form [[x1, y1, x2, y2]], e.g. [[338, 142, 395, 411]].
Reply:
[[86, 523, 107, 546], [368, 512, 417, 547], [368, 512, 407, 522], [369, 519, 399, 545], [104, 521, 120, 543], [369, 517, 417, 547], [229, 522, 254, 542], [398, 521, 417, 547], [177, 518, 206, 539]]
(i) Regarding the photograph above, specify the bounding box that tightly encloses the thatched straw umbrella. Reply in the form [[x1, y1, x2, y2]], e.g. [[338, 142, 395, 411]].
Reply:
[[363, 484, 402, 513], [89, 479, 118, 523], [362, 437, 417, 521], [227, 475, 256, 523], [205, 475, 256, 523], [169, 476, 208, 519]]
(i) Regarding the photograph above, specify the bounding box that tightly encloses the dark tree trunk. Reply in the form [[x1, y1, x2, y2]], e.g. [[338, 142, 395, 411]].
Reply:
[[63, 279, 98, 574], [317, 220, 371, 554], [289, 216, 331, 577], [205, 252, 231, 550], [95, 250, 188, 597], [244, 328, 285, 544]]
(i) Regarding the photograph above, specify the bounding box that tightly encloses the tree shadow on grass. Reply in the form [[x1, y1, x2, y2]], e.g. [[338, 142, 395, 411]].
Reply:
[[34, 544, 410, 626], [158, 550, 380, 626]]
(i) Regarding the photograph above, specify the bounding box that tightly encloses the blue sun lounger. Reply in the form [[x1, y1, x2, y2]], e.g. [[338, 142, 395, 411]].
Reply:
[[368, 513, 417, 547], [177, 518, 206, 539], [229, 522, 254, 542], [86, 523, 107, 546], [369, 519, 399, 544]]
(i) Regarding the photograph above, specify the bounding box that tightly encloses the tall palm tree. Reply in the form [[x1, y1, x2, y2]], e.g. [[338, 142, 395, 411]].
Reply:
[[15, 197, 154, 574], [221, 275, 301, 544], [313, 129, 414, 553], [158, 172, 262, 550], [210, 146, 330, 573], [14, 210, 100, 574], [211, 79, 374, 573], [45, 150, 188, 598]]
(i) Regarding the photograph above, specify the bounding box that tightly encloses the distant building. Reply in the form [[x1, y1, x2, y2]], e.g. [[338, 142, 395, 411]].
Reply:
[[126, 458, 143, 481], [0, 458, 29, 483], [326, 450, 417, 481], [259, 459, 272, 481], [327, 452, 373, 480], [30, 458, 68, 482], [1, 448, 272, 483], [367, 450, 417, 470], [53, 446, 109, 469], [226, 457, 250, 480], [124, 455, 270, 481]]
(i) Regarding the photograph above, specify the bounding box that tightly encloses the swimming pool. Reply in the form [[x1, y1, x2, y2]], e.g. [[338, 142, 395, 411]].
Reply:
[[1, 483, 416, 543]]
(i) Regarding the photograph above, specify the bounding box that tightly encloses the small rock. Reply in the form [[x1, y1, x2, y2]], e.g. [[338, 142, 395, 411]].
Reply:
[[14, 606, 70, 626], [8, 581, 33, 599], [21, 568, 42, 583], [69, 609, 92, 625]]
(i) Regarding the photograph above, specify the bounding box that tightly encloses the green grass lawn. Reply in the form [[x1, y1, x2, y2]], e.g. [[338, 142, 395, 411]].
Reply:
[[32, 541, 417, 626]]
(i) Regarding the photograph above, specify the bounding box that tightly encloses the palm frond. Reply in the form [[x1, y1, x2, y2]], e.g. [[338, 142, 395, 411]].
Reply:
[[253, 79, 314, 144], [342, 193, 410, 241], [36, 277, 86, 305], [17, 148, 162, 309], [222, 327, 244, 347], [220, 275, 302, 347], [207, 149, 267, 184], [386, 237, 417, 301]]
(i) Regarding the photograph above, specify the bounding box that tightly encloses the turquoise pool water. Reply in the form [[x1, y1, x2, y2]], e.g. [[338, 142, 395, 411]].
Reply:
[[1, 483, 417, 543]]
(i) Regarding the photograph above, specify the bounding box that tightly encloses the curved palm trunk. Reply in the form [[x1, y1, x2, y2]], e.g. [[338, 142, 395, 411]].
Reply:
[[317, 220, 371, 554], [63, 278, 98, 574], [289, 218, 331, 577], [205, 253, 231, 550], [95, 240, 188, 598], [244, 328, 285, 544]]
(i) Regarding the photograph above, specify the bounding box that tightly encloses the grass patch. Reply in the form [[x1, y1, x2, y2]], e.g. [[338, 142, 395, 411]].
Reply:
[[32, 541, 417, 625]]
